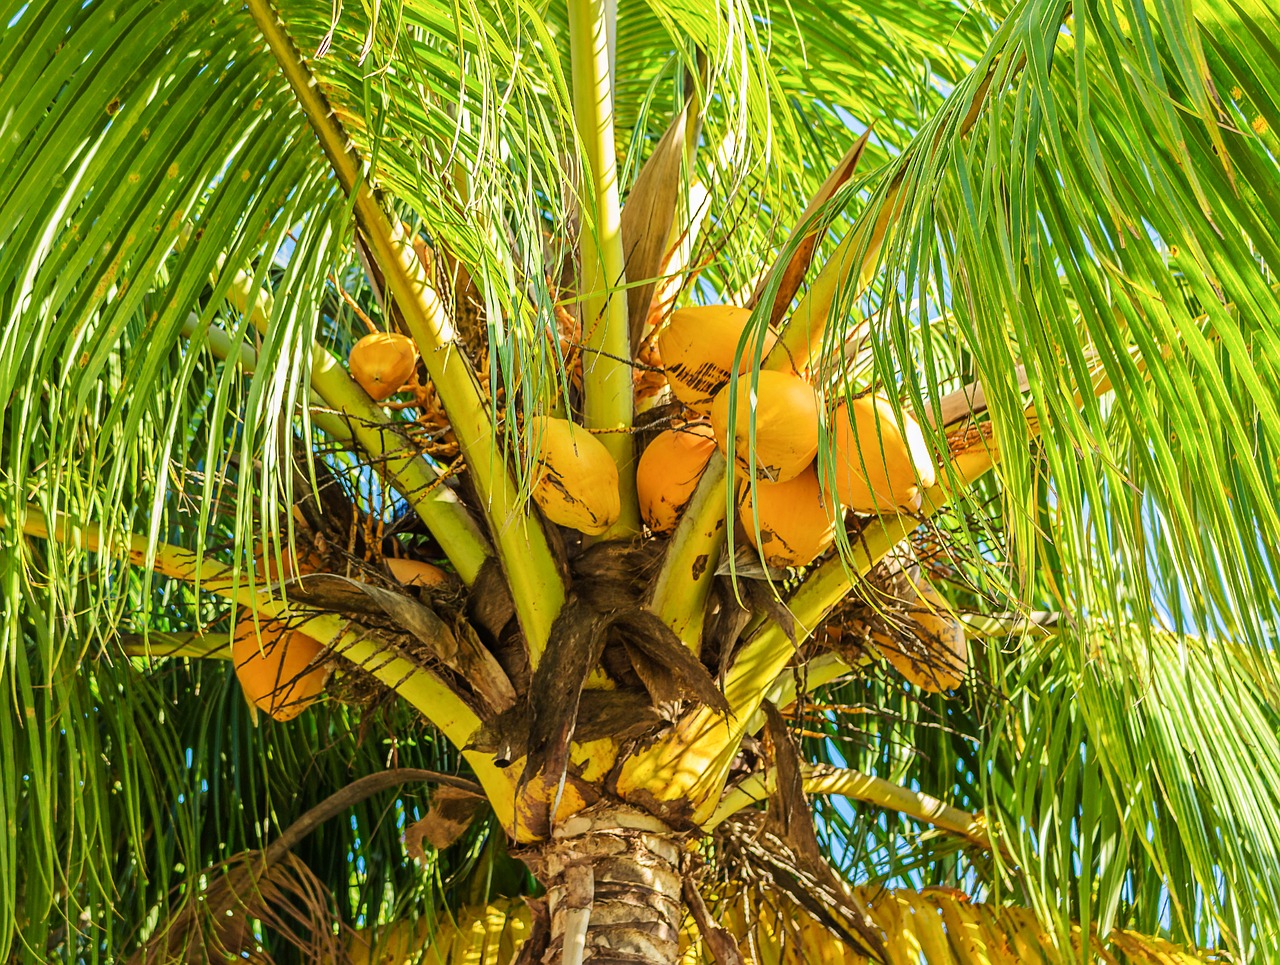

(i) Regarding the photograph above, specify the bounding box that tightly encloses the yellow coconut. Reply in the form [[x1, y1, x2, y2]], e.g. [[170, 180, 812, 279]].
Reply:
[[872, 580, 967, 692], [738, 464, 837, 568], [386, 557, 449, 589], [709, 370, 820, 483], [657, 305, 778, 414], [637, 423, 717, 534], [231, 617, 328, 721], [830, 394, 936, 513], [528, 415, 620, 535], [349, 332, 419, 402]]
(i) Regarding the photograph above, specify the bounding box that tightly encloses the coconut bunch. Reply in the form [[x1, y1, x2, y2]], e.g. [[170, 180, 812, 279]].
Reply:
[[324, 243, 958, 714], [635, 304, 938, 571]]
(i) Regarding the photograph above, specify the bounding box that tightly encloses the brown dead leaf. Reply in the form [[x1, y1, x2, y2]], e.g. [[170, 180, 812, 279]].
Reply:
[[404, 786, 486, 859]]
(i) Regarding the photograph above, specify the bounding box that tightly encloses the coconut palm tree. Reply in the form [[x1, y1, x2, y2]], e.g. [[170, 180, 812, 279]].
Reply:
[[4, 0, 1280, 959]]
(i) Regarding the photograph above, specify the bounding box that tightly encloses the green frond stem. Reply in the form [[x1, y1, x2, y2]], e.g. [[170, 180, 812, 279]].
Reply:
[[648, 455, 728, 654], [308, 349, 494, 580], [568, 0, 639, 538], [119, 632, 230, 660], [244, 0, 565, 657], [2, 503, 522, 823], [223, 271, 491, 583], [706, 764, 1001, 856]]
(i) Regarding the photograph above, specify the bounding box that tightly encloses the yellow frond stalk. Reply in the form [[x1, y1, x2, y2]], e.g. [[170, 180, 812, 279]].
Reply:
[[568, 0, 639, 538], [4, 503, 521, 827], [244, 0, 565, 661]]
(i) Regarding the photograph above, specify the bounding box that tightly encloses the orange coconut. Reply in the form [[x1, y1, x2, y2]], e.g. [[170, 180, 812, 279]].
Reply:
[[657, 305, 778, 414], [349, 332, 419, 402], [637, 423, 717, 534], [256, 541, 324, 585], [528, 416, 620, 535], [231, 616, 328, 721], [709, 370, 820, 483], [738, 464, 837, 568], [386, 557, 449, 589], [830, 394, 936, 513], [871, 580, 967, 692]]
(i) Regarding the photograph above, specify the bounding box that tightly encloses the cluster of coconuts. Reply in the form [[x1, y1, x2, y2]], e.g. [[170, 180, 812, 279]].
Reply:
[[232, 546, 448, 722], [332, 313, 956, 689], [636, 305, 937, 569]]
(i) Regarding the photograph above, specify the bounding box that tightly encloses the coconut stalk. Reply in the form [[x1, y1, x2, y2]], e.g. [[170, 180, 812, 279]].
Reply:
[[567, 0, 639, 539], [244, 0, 565, 663]]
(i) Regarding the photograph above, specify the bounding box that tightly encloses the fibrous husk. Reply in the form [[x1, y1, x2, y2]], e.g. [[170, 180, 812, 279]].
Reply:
[[637, 423, 717, 534], [738, 464, 837, 568], [231, 616, 328, 721], [348, 332, 419, 402], [528, 416, 620, 535], [658, 305, 777, 414], [829, 394, 935, 513], [710, 370, 820, 483]]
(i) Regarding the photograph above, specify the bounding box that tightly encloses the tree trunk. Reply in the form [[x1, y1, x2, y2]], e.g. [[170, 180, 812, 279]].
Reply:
[[533, 801, 686, 965]]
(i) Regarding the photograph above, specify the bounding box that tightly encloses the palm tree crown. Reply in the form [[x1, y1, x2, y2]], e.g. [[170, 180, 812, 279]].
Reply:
[[3, 0, 1280, 961]]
